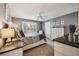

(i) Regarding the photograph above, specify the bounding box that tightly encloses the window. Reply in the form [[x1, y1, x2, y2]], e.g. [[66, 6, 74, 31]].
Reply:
[[22, 22, 37, 33], [61, 20, 64, 25]]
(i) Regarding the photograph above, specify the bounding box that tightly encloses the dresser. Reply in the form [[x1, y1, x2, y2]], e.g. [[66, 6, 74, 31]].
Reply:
[[0, 40, 23, 56], [0, 48, 22, 56], [53, 37, 79, 56]]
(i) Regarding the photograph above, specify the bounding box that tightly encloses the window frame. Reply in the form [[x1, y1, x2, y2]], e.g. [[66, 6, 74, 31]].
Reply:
[[22, 21, 37, 33]]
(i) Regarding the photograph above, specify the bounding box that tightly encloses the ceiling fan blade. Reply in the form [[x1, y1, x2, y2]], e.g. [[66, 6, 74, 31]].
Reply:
[[36, 11, 46, 21], [40, 16, 45, 20], [36, 16, 40, 20]]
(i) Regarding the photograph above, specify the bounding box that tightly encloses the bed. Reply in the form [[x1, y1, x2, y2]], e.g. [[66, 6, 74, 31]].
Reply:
[[23, 32, 46, 51]]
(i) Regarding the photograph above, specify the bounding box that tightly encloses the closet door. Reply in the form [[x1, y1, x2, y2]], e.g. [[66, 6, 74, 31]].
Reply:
[[51, 28, 64, 40], [51, 28, 57, 40], [45, 21, 51, 39]]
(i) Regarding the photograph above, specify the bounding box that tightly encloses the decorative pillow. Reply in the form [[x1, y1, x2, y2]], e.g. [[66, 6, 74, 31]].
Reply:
[[24, 37, 33, 45], [32, 36, 40, 43]]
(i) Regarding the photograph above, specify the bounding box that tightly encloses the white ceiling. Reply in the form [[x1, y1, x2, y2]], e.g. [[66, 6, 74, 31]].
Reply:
[[9, 3, 78, 21]]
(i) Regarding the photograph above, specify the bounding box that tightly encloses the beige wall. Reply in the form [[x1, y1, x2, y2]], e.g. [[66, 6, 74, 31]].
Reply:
[[12, 17, 22, 29], [0, 4, 5, 21], [0, 3, 6, 28]]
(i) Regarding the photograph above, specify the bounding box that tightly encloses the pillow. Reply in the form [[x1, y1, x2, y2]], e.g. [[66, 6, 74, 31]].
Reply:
[[24, 37, 33, 45], [32, 36, 40, 43]]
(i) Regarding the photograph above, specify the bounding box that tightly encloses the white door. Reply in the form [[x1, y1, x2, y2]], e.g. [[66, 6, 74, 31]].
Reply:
[[45, 21, 51, 39]]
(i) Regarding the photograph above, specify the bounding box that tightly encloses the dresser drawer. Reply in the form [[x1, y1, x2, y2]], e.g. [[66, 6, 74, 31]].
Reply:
[[54, 50, 65, 56], [54, 42, 79, 56], [0, 48, 22, 56]]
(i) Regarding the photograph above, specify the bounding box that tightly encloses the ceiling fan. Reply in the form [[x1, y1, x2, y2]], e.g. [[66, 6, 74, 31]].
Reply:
[[36, 12, 47, 21]]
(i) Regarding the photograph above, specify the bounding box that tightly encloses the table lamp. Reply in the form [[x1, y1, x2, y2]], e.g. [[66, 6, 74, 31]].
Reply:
[[1, 28, 15, 44]]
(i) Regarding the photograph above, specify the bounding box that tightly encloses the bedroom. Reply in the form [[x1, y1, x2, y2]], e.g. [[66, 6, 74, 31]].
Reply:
[[0, 3, 79, 56]]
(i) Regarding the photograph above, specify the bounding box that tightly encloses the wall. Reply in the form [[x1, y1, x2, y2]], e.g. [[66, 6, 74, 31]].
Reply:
[[12, 17, 22, 30], [42, 12, 78, 30], [0, 4, 6, 28], [0, 4, 5, 20], [50, 12, 78, 27]]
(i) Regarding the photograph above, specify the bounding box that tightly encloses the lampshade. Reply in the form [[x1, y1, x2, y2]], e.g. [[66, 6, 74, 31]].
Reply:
[[39, 30, 43, 34], [1, 28, 15, 38]]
